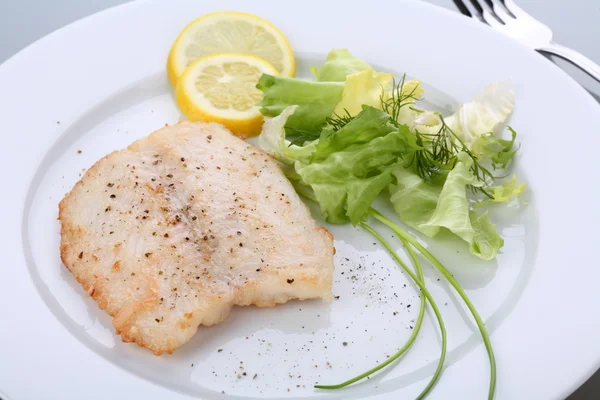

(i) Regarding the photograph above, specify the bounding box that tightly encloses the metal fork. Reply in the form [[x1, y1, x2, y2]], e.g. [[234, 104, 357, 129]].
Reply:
[[454, 0, 600, 82]]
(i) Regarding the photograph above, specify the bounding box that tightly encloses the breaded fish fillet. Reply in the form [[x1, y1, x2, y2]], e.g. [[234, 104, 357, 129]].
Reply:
[[59, 121, 334, 355]]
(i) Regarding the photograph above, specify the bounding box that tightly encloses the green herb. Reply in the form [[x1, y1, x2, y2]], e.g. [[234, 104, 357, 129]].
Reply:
[[370, 208, 496, 400], [324, 109, 354, 132], [410, 115, 497, 197], [255, 49, 526, 399], [295, 187, 447, 397], [380, 75, 421, 123]]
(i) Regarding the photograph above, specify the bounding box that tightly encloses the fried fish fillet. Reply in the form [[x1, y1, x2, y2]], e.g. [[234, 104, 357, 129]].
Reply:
[[59, 121, 334, 355]]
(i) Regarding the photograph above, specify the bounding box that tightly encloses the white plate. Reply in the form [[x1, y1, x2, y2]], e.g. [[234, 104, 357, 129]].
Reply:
[[1, 1, 599, 399]]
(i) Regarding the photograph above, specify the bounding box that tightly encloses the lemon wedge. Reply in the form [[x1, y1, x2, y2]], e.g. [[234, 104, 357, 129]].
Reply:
[[167, 11, 295, 86], [175, 53, 278, 138]]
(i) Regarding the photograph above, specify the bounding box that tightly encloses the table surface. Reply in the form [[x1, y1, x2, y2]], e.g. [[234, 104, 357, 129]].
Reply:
[[1, 0, 598, 399]]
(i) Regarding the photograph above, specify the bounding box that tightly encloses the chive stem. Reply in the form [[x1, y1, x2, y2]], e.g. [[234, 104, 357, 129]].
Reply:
[[369, 207, 496, 400], [315, 222, 447, 394]]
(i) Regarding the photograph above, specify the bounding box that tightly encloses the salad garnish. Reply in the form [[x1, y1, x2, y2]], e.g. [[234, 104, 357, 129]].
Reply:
[[256, 48, 525, 399]]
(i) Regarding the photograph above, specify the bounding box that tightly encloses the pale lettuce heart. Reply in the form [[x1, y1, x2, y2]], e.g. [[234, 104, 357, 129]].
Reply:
[[413, 81, 514, 143], [333, 68, 394, 117]]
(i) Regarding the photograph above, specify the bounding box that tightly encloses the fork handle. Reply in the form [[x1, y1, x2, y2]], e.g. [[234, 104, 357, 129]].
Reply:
[[538, 42, 600, 82]]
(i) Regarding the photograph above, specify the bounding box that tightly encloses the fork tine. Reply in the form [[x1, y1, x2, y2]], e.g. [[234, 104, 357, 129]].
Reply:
[[454, 0, 486, 22], [489, 0, 514, 23], [503, 0, 527, 18], [470, 0, 504, 26], [468, 0, 485, 15], [453, 0, 472, 17], [481, 9, 504, 27]]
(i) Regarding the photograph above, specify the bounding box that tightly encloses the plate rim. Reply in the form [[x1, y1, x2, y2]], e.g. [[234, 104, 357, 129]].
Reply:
[[1, 1, 600, 399]]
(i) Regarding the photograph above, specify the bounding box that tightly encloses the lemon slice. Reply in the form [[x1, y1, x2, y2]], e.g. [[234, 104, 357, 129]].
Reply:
[[175, 53, 278, 138], [167, 11, 295, 86]]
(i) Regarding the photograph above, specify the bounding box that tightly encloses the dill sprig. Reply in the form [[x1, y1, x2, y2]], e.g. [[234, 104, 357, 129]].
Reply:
[[380, 74, 420, 122], [286, 127, 321, 147], [378, 74, 497, 195], [325, 109, 353, 132], [288, 109, 354, 147], [404, 114, 497, 198]]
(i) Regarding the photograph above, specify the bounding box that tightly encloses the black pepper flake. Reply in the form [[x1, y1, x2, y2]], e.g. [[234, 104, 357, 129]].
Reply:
[[78, 252, 83, 259], [105, 206, 112, 212], [166, 174, 173, 178], [181, 157, 185, 162], [107, 183, 114, 187], [152, 232, 157, 236], [192, 216, 197, 221], [239, 242, 243, 247], [236, 231, 241, 235], [159, 271, 164, 275], [155, 318, 160, 323], [110, 194, 116, 198], [207, 135, 212, 140], [334, 296, 340, 300], [164, 233, 169, 238], [287, 279, 295, 284], [145, 252, 152, 257], [185, 237, 190, 241], [343, 342, 348, 346], [256, 268, 261, 272], [203, 236, 209, 241], [253, 373, 257, 380], [218, 349, 223, 352]]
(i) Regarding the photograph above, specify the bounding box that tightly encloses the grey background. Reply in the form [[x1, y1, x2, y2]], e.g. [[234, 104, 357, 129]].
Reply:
[[0, 0, 597, 399]]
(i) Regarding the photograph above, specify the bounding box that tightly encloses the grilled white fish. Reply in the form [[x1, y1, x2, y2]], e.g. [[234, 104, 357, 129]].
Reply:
[[59, 121, 334, 355]]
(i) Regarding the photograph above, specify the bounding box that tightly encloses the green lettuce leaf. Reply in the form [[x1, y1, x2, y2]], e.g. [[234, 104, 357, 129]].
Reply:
[[296, 107, 410, 225], [256, 74, 344, 134], [315, 49, 371, 82], [474, 175, 526, 207], [470, 127, 519, 169], [389, 153, 504, 260], [468, 210, 504, 259], [389, 167, 446, 237], [257, 105, 317, 165], [313, 105, 398, 162], [420, 153, 483, 243]]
